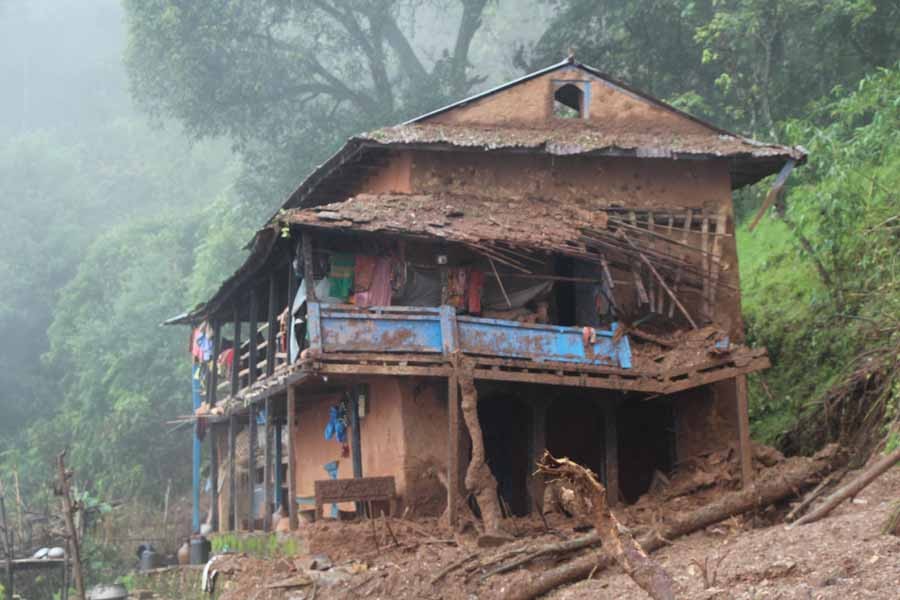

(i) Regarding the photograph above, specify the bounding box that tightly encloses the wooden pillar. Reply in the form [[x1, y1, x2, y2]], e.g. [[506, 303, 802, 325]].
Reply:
[[231, 305, 241, 396], [301, 233, 316, 301], [209, 425, 219, 532], [735, 375, 753, 487], [210, 320, 222, 405], [248, 289, 259, 386], [266, 274, 278, 375], [274, 420, 283, 511], [286, 384, 298, 530], [263, 397, 273, 531], [447, 373, 460, 527], [604, 400, 619, 507], [349, 386, 363, 515], [528, 398, 549, 514], [247, 406, 257, 532], [228, 415, 237, 531]]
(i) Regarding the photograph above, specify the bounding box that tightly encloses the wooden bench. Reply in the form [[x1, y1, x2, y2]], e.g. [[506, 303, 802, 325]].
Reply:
[[314, 476, 396, 520]]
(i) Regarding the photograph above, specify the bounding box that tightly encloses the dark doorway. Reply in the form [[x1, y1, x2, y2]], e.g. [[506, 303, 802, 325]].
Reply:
[[478, 389, 531, 516], [546, 398, 606, 484], [617, 399, 675, 503]]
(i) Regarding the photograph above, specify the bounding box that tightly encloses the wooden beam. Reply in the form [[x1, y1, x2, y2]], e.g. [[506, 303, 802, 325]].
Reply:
[[286, 385, 299, 530], [604, 400, 619, 507], [622, 231, 698, 329], [231, 306, 241, 396], [274, 420, 283, 513], [447, 373, 460, 527], [247, 405, 257, 532], [228, 415, 237, 531], [263, 398, 273, 531], [266, 274, 278, 376], [209, 426, 219, 532], [735, 375, 753, 488], [248, 288, 259, 386]]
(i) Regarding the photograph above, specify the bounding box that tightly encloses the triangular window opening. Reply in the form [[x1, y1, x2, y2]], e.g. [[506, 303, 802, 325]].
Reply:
[[554, 83, 584, 119]]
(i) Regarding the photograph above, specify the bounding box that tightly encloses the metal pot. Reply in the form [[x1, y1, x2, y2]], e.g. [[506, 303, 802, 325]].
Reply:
[[87, 584, 128, 600]]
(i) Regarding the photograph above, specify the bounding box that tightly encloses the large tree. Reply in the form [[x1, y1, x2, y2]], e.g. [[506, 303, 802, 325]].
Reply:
[[124, 0, 501, 203]]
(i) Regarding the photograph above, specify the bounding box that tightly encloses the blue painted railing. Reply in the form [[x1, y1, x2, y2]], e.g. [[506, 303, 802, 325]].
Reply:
[[306, 304, 631, 368]]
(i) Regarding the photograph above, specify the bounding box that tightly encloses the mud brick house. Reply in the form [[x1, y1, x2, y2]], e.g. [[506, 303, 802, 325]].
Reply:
[[167, 58, 806, 534]]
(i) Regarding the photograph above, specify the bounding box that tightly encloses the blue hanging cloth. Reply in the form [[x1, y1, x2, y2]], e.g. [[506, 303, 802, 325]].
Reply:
[[324, 405, 347, 443]]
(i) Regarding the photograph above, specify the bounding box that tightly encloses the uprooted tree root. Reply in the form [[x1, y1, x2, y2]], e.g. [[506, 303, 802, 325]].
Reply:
[[498, 444, 839, 600], [535, 452, 676, 600], [782, 347, 899, 462]]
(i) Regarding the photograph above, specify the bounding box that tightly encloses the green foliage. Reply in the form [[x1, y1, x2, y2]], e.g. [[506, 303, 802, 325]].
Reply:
[[741, 62, 900, 445], [211, 532, 302, 558]]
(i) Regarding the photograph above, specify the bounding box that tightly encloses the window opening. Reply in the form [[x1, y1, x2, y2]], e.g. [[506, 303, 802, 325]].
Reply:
[[553, 83, 584, 119]]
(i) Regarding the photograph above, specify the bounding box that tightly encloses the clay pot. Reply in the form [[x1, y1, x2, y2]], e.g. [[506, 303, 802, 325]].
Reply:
[[177, 540, 190, 565]]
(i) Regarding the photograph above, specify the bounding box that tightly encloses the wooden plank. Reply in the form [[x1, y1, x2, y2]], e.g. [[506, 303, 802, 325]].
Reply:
[[670, 209, 693, 318], [232, 305, 242, 396], [247, 405, 257, 532], [228, 415, 237, 531], [266, 274, 278, 375], [447, 373, 460, 527], [248, 288, 259, 386], [286, 385, 298, 530], [605, 400, 619, 507], [735, 375, 753, 488], [263, 398, 273, 531], [707, 206, 726, 314]]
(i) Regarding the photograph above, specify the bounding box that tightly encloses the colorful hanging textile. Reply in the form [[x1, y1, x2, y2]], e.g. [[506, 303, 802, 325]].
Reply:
[[445, 268, 468, 309], [355, 257, 392, 307], [354, 255, 378, 293], [328, 253, 355, 299]]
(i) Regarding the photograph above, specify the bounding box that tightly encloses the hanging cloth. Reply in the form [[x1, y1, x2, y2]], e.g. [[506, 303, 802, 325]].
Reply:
[[467, 269, 484, 314], [445, 268, 468, 309], [355, 257, 392, 307], [354, 255, 378, 293], [328, 253, 355, 300]]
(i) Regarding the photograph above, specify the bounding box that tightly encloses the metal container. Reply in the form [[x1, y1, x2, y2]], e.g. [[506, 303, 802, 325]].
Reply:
[[87, 584, 128, 600], [189, 536, 211, 565], [139, 548, 161, 571]]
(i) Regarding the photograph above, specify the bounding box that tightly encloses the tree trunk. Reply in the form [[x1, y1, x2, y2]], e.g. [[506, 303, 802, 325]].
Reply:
[[791, 446, 900, 528], [56, 452, 86, 600], [457, 358, 505, 536], [502, 445, 838, 600]]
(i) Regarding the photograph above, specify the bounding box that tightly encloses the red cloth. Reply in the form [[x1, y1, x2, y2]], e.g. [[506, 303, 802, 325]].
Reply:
[[354, 255, 378, 292], [467, 269, 484, 314], [355, 257, 392, 307]]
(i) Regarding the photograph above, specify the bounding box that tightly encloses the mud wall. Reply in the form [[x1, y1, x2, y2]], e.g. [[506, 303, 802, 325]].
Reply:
[[400, 378, 450, 516], [425, 65, 710, 136]]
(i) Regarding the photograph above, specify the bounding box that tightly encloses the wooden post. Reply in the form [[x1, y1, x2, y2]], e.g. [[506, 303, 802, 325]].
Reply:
[[528, 399, 549, 514], [248, 288, 259, 386], [266, 274, 278, 375], [55, 452, 85, 600], [263, 398, 273, 531], [1, 494, 14, 600], [302, 233, 316, 301], [247, 406, 257, 532], [228, 415, 237, 531], [231, 305, 241, 396], [447, 373, 460, 527], [349, 387, 363, 515], [274, 420, 283, 511], [604, 401, 619, 507], [209, 426, 219, 532], [286, 384, 299, 530], [210, 320, 222, 405], [735, 375, 753, 487]]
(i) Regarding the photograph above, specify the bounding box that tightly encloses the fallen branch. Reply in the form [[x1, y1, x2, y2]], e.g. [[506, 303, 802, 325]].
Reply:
[[790, 446, 900, 528], [535, 452, 675, 600], [501, 444, 838, 600]]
